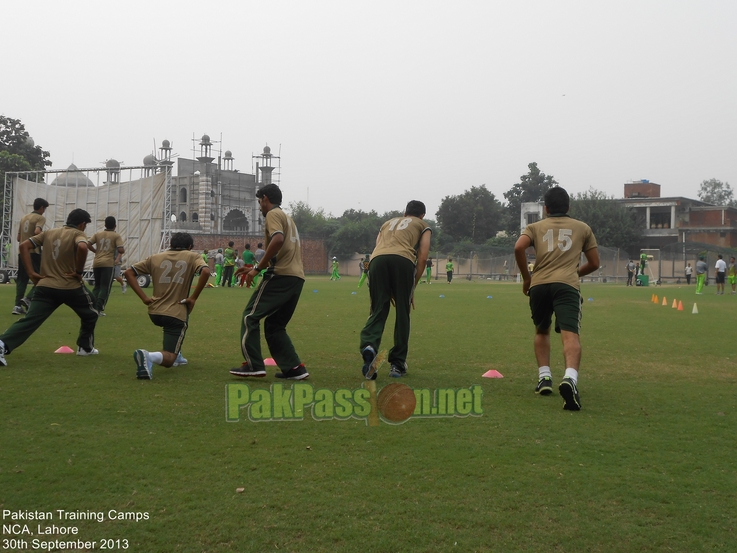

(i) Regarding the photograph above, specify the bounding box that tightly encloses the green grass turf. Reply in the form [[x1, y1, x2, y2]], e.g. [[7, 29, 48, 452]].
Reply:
[[0, 277, 735, 552]]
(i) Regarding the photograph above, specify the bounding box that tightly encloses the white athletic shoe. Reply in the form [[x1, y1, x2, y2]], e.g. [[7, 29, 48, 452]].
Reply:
[[172, 352, 188, 367], [77, 346, 99, 356]]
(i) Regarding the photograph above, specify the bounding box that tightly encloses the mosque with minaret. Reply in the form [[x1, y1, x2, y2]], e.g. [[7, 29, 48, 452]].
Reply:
[[53, 134, 277, 238]]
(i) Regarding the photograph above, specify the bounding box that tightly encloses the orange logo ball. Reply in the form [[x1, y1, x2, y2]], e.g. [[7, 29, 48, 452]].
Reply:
[[377, 383, 416, 423]]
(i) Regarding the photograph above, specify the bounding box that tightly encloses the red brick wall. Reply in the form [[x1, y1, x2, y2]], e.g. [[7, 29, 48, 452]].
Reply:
[[624, 183, 661, 198], [191, 234, 327, 274]]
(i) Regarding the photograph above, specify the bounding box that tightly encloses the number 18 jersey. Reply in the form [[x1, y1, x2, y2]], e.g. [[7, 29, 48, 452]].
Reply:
[[521, 214, 597, 290]]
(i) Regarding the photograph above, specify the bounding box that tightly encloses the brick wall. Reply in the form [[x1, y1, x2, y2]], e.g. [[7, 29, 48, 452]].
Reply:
[[191, 234, 327, 274]]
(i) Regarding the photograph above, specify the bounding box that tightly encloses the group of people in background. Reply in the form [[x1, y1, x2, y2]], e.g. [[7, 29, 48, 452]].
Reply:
[[626, 253, 736, 294], [206, 242, 266, 288]]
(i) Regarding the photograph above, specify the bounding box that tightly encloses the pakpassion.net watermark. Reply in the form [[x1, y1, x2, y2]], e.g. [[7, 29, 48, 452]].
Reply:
[[226, 382, 483, 426]]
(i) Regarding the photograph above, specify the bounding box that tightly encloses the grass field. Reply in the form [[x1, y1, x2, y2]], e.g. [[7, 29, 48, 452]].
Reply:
[[1, 276, 735, 552]]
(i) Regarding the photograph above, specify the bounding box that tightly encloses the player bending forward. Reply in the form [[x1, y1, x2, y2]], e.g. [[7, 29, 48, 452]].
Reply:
[[514, 187, 599, 411], [124, 232, 210, 380]]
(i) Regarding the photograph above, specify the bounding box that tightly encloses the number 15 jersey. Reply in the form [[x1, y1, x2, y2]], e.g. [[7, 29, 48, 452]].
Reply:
[[521, 214, 597, 291]]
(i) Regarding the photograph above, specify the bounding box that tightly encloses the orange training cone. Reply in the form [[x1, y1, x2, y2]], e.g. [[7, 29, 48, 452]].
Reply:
[[672, 299, 677, 308], [692, 303, 699, 314], [662, 297, 667, 306], [678, 300, 684, 311], [654, 294, 659, 304]]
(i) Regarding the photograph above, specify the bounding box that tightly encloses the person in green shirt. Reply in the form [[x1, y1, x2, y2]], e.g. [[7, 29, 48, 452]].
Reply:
[[240, 244, 257, 287], [222, 242, 236, 287], [358, 254, 370, 288], [330, 257, 340, 280], [446, 258, 454, 283]]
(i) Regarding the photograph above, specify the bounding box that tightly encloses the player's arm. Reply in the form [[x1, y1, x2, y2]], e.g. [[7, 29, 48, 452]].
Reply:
[[514, 234, 533, 295], [65, 241, 89, 282], [181, 266, 211, 312], [577, 247, 600, 278], [115, 246, 125, 264], [20, 239, 42, 284], [124, 267, 154, 305], [414, 230, 431, 286], [242, 233, 284, 285]]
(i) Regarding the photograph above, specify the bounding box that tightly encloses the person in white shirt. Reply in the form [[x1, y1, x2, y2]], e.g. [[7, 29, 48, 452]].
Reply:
[[715, 254, 727, 295]]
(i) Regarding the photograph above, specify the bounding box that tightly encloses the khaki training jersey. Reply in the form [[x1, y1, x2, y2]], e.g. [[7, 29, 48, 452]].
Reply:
[[371, 216, 431, 264], [19, 211, 46, 255], [89, 230, 124, 268], [29, 226, 88, 290], [263, 207, 304, 279], [131, 250, 208, 321], [522, 214, 597, 291]]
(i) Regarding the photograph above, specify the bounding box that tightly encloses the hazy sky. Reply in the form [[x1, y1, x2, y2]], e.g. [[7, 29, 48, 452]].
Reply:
[[4, 0, 736, 220]]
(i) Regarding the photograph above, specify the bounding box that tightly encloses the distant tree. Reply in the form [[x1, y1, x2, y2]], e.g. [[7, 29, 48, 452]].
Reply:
[[0, 116, 51, 183], [697, 178, 735, 207], [436, 185, 507, 242], [569, 189, 642, 251], [503, 162, 558, 234], [286, 201, 334, 238], [327, 209, 384, 257]]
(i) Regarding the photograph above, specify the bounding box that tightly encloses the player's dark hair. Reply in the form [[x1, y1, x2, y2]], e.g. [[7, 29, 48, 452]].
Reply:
[[245, 243, 251, 250], [256, 183, 282, 205], [257, 243, 263, 248], [67, 208, 92, 226], [228, 241, 234, 247], [404, 200, 426, 218], [33, 198, 49, 211], [718, 254, 723, 259], [105, 216, 116, 229], [544, 187, 570, 214], [170, 232, 194, 250]]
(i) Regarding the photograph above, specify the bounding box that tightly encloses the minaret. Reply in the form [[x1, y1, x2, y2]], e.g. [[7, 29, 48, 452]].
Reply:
[[223, 150, 234, 171], [105, 159, 120, 184], [197, 134, 216, 233], [254, 145, 277, 186]]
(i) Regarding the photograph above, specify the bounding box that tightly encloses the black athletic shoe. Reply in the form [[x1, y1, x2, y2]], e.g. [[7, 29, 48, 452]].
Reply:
[[559, 377, 581, 411], [362, 346, 378, 380], [229, 362, 266, 377], [275, 364, 309, 380], [389, 363, 407, 378], [535, 376, 553, 395]]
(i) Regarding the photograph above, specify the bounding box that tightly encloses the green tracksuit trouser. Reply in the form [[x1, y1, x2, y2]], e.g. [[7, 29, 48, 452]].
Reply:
[[1, 285, 98, 354], [241, 274, 304, 372], [91, 266, 114, 312], [360, 254, 415, 366]]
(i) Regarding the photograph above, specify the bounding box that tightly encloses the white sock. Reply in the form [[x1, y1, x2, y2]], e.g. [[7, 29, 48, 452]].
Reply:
[[150, 352, 164, 365], [538, 366, 552, 379], [564, 368, 578, 384]]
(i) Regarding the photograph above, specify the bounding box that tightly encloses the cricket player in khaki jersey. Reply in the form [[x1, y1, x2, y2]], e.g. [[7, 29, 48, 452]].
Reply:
[[13, 197, 49, 315], [360, 200, 432, 380], [514, 187, 599, 411], [125, 232, 210, 380], [0, 208, 98, 366], [229, 183, 308, 380], [88, 216, 125, 315]]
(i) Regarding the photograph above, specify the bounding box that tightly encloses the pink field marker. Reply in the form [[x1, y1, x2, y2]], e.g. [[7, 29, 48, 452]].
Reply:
[[482, 370, 503, 378]]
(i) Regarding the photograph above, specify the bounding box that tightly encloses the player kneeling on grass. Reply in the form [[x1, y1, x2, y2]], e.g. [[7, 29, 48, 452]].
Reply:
[[124, 232, 210, 380], [513, 186, 599, 411]]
